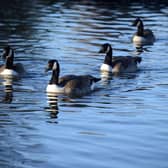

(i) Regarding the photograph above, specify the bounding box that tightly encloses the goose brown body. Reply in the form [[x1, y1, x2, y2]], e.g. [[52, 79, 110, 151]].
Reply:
[[132, 17, 155, 44], [46, 60, 100, 97], [99, 43, 142, 74]]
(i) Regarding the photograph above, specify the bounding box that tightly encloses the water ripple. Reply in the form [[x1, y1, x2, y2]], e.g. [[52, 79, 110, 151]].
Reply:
[[0, 1, 168, 168]]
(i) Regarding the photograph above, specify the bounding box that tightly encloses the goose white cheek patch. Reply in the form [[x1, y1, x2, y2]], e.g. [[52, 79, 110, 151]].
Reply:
[[106, 45, 110, 54], [8, 49, 13, 57], [52, 62, 57, 70], [137, 21, 141, 27]]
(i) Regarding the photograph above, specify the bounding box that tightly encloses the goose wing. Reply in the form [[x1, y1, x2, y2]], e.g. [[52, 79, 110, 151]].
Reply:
[[13, 63, 25, 74], [112, 56, 133, 68], [59, 75, 77, 86], [144, 29, 155, 42], [144, 29, 154, 36], [64, 75, 100, 96], [112, 56, 141, 68]]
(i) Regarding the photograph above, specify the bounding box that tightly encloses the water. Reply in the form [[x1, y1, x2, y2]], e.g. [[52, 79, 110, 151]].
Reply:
[[0, 1, 168, 168]]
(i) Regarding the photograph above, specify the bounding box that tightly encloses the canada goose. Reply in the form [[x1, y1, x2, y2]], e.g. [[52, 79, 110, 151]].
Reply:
[[99, 43, 142, 74], [0, 56, 19, 76], [132, 17, 155, 44], [45, 60, 100, 97], [1, 46, 25, 75]]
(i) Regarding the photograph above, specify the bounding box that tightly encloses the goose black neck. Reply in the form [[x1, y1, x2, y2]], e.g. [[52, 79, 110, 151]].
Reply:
[[104, 48, 113, 66], [3, 48, 14, 60], [137, 20, 144, 36], [49, 69, 59, 84], [5, 57, 13, 69]]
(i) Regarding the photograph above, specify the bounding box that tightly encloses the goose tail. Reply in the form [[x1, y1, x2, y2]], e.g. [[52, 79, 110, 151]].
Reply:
[[92, 77, 101, 83], [134, 57, 142, 64]]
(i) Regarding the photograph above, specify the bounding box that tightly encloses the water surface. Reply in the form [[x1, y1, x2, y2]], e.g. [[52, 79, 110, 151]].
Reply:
[[0, 1, 168, 168]]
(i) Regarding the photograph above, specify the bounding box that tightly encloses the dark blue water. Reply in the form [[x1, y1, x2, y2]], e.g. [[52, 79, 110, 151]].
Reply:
[[0, 1, 168, 168]]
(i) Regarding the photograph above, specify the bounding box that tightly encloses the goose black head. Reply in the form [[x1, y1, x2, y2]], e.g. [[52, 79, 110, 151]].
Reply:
[[2, 45, 14, 60], [45, 59, 60, 72], [5, 56, 14, 69], [99, 43, 112, 54], [132, 17, 142, 27]]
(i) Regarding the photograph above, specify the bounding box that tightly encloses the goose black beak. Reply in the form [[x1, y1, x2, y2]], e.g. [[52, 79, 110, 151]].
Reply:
[[93, 78, 101, 82], [98, 47, 104, 53], [132, 22, 136, 26], [1, 51, 6, 60], [45, 67, 50, 73]]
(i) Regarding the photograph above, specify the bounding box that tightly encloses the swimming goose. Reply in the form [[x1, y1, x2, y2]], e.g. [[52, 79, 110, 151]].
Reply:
[[0, 55, 19, 76], [1, 46, 25, 74], [99, 43, 142, 74], [45, 59, 100, 96], [132, 17, 155, 44]]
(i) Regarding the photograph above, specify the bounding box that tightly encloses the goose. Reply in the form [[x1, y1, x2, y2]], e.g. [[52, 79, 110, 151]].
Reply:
[[132, 17, 155, 44], [1, 46, 25, 75], [99, 43, 142, 74], [0, 55, 19, 76], [45, 59, 100, 97]]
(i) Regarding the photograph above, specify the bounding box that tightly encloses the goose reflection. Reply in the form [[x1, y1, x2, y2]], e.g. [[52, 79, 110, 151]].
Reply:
[[133, 43, 151, 55], [2, 77, 13, 103], [46, 92, 59, 119], [135, 45, 144, 55], [100, 71, 113, 85]]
